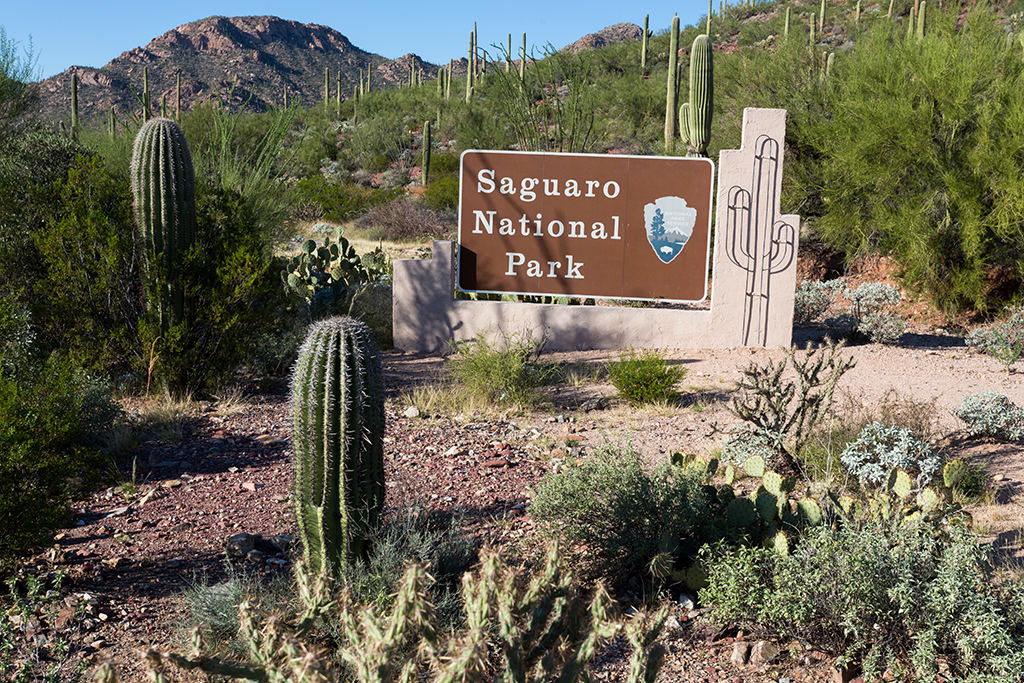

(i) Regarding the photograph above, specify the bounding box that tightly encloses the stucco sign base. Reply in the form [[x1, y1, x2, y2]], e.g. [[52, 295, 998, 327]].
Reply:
[[393, 108, 801, 353]]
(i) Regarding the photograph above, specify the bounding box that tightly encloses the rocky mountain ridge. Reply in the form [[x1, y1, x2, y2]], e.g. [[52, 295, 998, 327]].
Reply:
[[37, 16, 642, 127]]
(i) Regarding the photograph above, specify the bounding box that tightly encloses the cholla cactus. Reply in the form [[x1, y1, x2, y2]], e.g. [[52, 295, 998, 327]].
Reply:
[[130, 117, 198, 332], [291, 317, 385, 582]]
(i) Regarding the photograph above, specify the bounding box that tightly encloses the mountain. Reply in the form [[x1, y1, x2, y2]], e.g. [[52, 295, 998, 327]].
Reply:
[[36, 16, 444, 126], [36, 16, 644, 128]]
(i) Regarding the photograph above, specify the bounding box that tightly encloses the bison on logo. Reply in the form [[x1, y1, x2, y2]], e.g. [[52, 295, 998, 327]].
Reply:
[[644, 196, 697, 264]]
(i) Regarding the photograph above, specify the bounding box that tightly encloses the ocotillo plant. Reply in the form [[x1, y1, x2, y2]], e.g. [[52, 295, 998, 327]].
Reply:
[[291, 316, 385, 582], [664, 14, 680, 153], [687, 34, 713, 157], [130, 117, 198, 333]]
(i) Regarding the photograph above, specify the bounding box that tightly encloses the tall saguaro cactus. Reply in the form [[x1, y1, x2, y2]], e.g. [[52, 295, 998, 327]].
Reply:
[[292, 317, 385, 582], [422, 119, 432, 186], [641, 14, 650, 69], [687, 34, 714, 157], [130, 117, 198, 333], [664, 14, 680, 153], [70, 72, 80, 139]]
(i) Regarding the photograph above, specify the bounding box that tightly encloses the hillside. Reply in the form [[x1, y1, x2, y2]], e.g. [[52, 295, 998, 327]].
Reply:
[[35, 16, 644, 128]]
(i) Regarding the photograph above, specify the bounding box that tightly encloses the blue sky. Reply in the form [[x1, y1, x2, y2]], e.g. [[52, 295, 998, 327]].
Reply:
[[5, 0, 711, 80]]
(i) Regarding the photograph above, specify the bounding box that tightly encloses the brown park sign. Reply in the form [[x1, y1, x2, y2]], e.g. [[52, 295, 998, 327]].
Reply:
[[457, 150, 715, 302]]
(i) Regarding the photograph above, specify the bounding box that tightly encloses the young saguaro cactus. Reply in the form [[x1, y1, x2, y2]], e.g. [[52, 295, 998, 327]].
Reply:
[[291, 317, 386, 582], [687, 34, 714, 157], [130, 117, 198, 332]]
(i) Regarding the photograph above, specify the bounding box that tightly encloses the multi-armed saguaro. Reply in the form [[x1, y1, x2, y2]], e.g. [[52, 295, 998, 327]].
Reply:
[[291, 317, 386, 582], [129, 117, 198, 333]]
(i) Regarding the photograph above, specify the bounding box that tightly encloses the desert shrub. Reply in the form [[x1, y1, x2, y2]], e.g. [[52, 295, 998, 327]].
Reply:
[[796, 279, 905, 344], [0, 354, 97, 569], [294, 175, 403, 222], [142, 185, 287, 394], [529, 441, 711, 580], [357, 197, 454, 241], [339, 510, 478, 626], [445, 331, 558, 407], [840, 422, 943, 488], [942, 457, 988, 502], [0, 292, 35, 377], [953, 392, 1024, 442], [966, 306, 1024, 372], [30, 155, 144, 377], [701, 520, 1024, 682], [719, 427, 778, 467], [605, 347, 686, 405], [793, 279, 843, 325], [423, 175, 459, 212]]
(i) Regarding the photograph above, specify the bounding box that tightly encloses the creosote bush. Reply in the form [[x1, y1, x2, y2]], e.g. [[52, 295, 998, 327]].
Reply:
[[529, 441, 711, 580], [606, 347, 686, 405], [446, 331, 558, 407]]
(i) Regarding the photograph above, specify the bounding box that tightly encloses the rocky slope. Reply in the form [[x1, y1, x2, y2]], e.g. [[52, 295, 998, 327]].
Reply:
[[36, 16, 644, 129]]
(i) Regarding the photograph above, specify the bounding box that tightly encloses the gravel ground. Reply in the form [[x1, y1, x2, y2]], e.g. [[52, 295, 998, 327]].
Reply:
[[6, 331, 1024, 682]]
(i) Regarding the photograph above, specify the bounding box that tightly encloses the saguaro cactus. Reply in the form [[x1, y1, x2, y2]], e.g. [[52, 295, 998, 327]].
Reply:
[[130, 117, 198, 332], [687, 34, 714, 157], [664, 14, 680, 152], [70, 72, 80, 139], [422, 119, 432, 186], [641, 14, 650, 69], [291, 317, 385, 582]]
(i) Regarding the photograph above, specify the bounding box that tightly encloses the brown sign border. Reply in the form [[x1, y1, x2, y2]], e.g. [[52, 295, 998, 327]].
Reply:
[[456, 150, 715, 303]]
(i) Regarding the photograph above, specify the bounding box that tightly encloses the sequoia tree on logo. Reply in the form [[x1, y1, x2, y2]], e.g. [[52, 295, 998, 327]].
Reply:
[[645, 196, 697, 264]]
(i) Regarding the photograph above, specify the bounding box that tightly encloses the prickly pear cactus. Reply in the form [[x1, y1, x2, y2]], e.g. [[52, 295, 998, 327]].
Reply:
[[291, 316, 385, 581], [282, 226, 372, 318]]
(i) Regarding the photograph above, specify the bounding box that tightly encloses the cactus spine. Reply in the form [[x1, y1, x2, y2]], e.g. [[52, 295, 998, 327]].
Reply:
[[664, 14, 680, 153], [130, 117, 198, 333], [687, 34, 714, 157], [292, 317, 385, 582]]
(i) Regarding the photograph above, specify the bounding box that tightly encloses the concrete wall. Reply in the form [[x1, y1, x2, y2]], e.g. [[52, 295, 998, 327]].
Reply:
[[393, 108, 800, 353]]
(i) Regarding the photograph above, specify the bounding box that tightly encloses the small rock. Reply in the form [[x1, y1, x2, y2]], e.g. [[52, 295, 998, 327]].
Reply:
[[444, 446, 463, 457], [101, 506, 131, 519], [226, 533, 258, 558], [228, 466, 239, 473], [269, 534, 293, 554], [272, 493, 289, 503], [579, 397, 609, 411], [247, 549, 266, 564], [749, 640, 780, 664], [730, 642, 750, 665], [403, 406, 421, 419], [241, 481, 257, 492], [481, 458, 509, 468], [165, 558, 185, 569], [161, 479, 182, 489], [664, 616, 683, 631], [993, 474, 1006, 482], [677, 591, 696, 610]]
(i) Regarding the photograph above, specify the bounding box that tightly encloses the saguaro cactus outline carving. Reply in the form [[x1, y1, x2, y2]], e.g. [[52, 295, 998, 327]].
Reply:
[[725, 134, 796, 346]]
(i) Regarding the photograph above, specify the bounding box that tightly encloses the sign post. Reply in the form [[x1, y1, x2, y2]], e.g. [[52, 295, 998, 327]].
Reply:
[[458, 151, 715, 303]]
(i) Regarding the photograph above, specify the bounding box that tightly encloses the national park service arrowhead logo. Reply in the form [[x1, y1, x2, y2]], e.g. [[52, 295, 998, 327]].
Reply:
[[644, 196, 698, 264]]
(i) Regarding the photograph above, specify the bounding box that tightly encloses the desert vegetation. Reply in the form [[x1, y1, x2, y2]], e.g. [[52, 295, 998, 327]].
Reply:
[[2, 1, 1024, 681]]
